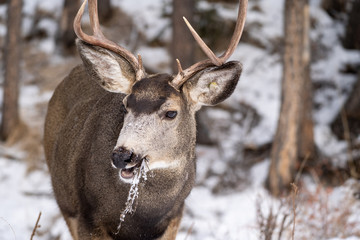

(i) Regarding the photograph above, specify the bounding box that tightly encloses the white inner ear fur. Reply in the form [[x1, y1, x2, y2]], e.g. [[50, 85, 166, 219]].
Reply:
[[82, 47, 132, 93]]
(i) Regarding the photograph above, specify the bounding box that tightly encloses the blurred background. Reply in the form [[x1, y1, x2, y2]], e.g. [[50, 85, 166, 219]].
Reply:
[[0, 0, 359, 239]]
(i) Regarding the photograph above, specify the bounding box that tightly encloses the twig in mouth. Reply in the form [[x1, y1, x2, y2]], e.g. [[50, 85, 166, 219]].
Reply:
[[116, 159, 151, 233]]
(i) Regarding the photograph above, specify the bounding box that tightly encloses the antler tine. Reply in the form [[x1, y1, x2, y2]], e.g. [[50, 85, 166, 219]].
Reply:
[[171, 59, 214, 89], [74, 0, 106, 47], [74, 0, 145, 80], [183, 17, 222, 66], [220, 0, 247, 61], [171, 0, 247, 89], [184, 0, 247, 66], [73, 0, 89, 41], [88, 0, 104, 38]]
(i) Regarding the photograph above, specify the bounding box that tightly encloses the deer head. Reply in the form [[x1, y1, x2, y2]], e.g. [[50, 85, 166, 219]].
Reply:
[[73, 0, 247, 184]]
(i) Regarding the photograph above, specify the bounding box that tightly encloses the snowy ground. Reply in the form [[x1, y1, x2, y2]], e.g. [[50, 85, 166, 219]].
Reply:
[[0, 0, 360, 239], [1, 147, 359, 240]]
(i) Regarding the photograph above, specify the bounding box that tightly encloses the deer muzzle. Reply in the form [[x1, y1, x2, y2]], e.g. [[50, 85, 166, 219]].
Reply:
[[111, 147, 144, 179], [112, 147, 132, 169]]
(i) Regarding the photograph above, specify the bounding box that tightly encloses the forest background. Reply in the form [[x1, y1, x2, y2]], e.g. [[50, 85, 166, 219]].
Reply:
[[0, 0, 359, 239]]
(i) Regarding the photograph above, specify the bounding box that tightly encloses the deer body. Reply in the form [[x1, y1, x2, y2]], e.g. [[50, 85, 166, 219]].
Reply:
[[45, 66, 195, 239], [44, 0, 247, 239]]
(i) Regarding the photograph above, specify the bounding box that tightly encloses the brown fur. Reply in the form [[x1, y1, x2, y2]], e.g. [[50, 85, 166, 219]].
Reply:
[[44, 41, 242, 239], [45, 66, 195, 239]]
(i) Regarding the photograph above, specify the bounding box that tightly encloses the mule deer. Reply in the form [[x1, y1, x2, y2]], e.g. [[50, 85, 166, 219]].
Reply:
[[44, 0, 247, 239]]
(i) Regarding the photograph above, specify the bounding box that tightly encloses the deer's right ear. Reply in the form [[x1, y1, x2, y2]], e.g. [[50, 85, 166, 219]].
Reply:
[[182, 61, 242, 111], [76, 39, 136, 94]]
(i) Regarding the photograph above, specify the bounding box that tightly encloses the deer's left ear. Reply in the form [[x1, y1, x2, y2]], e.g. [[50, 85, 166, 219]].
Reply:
[[183, 61, 242, 110]]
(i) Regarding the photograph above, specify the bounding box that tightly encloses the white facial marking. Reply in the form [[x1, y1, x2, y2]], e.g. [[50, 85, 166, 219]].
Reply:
[[111, 160, 117, 169], [148, 160, 178, 170]]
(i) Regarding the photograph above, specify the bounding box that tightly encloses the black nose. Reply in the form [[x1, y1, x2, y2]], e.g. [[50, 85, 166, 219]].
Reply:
[[112, 147, 133, 169]]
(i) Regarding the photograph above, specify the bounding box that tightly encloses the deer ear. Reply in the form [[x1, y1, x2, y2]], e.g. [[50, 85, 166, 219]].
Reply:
[[76, 39, 136, 94], [183, 61, 242, 110]]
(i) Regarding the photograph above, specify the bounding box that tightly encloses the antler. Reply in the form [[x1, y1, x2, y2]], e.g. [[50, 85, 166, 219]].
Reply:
[[171, 0, 248, 89], [74, 0, 145, 80]]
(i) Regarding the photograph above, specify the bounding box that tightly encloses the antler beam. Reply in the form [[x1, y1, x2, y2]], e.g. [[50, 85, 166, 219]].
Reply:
[[171, 0, 248, 89]]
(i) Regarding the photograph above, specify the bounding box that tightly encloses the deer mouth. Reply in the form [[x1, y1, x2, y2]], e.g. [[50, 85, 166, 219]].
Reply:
[[120, 160, 143, 179]]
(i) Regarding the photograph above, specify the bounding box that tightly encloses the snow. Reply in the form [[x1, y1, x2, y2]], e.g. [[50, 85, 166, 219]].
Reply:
[[314, 125, 348, 167], [112, 0, 172, 42], [231, 43, 282, 146], [1, 0, 360, 239], [137, 46, 171, 73], [247, 0, 284, 43], [0, 157, 70, 240]]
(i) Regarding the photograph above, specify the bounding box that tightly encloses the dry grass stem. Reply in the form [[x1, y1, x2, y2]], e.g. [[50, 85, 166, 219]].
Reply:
[[30, 212, 42, 240], [184, 222, 195, 240], [294, 153, 310, 184], [341, 108, 360, 179], [0, 217, 16, 240], [256, 195, 294, 240], [290, 183, 298, 240], [277, 212, 289, 240]]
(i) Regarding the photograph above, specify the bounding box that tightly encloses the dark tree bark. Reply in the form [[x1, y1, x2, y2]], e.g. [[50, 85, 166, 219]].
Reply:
[[330, 72, 360, 179], [267, 0, 314, 196], [331, 73, 360, 145], [98, 0, 112, 23], [343, 73, 360, 120], [171, 0, 195, 72], [1, 0, 23, 141], [321, 0, 346, 17], [327, 1, 360, 178], [344, 0, 360, 50], [58, 0, 80, 54], [58, 0, 112, 54]]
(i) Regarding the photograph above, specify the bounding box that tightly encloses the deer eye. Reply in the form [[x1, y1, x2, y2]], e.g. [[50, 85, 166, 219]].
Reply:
[[165, 111, 177, 119]]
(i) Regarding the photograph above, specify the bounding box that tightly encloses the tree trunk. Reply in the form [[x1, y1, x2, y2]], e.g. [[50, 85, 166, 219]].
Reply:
[[343, 0, 360, 50], [321, 0, 346, 18], [98, 0, 112, 23], [58, 0, 80, 54], [1, 0, 22, 141], [330, 1, 360, 178], [171, 0, 195, 72], [267, 0, 314, 196], [331, 73, 360, 143], [343, 72, 360, 119]]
